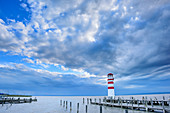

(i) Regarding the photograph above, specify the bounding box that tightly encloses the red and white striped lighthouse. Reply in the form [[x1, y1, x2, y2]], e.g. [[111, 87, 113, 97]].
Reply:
[[107, 73, 115, 98]]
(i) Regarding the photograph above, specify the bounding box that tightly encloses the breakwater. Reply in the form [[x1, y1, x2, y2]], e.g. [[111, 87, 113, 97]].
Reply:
[[0, 97, 37, 105]]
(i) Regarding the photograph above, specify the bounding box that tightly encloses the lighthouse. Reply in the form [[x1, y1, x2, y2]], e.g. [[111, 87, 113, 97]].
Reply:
[[107, 73, 115, 98]]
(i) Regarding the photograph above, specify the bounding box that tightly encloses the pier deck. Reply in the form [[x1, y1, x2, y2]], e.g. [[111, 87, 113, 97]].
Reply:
[[91, 98, 170, 113]]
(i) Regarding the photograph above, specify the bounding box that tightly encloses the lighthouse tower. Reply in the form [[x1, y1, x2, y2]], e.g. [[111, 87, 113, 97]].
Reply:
[[107, 73, 115, 98]]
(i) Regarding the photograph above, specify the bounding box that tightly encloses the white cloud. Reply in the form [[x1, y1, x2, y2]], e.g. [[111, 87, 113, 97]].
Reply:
[[124, 85, 145, 89]]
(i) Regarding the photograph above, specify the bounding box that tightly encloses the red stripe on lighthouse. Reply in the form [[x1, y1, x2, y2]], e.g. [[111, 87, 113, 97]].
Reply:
[[108, 81, 114, 84], [108, 87, 114, 89], [108, 78, 114, 81]]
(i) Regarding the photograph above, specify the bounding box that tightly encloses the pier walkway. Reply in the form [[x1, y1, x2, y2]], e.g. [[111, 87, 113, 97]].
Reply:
[[91, 98, 170, 113]]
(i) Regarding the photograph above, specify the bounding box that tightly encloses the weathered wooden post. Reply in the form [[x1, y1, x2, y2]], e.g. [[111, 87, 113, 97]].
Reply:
[[95, 98, 96, 103], [66, 101, 67, 109], [145, 99, 148, 112], [124, 109, 128, 113], [162, 100, 165, 113], [137, 99, 139, 107], [169, 98, 170, 108], [77, 103, 79, 113], [131, 99, 133, 110], [63, 101, 65, 107], [87, 98, 89, 104], [70, 102, 72, 111], [163, 96, 165, 100], [150, 98, 153, 107], [86, 105, 88, 113], [100, 105, 102, 113], [99, 98, 101, 103], [83, 98, 84, 104], [120, 98, 122, 108], [90, 98, 92, 104], [118, 97, 120, 105], [60, 100, 62, 106]]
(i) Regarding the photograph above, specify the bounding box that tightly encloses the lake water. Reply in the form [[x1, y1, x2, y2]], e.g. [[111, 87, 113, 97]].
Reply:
[[1, 94, 170, 113]]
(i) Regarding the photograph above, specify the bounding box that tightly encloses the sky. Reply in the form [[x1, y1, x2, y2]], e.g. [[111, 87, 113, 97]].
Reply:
[[0, 0, 170, 96]]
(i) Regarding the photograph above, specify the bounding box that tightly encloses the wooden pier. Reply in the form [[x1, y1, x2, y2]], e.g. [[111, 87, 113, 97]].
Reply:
[[0, 97, 37, 104], [91, 97, 170, 113]]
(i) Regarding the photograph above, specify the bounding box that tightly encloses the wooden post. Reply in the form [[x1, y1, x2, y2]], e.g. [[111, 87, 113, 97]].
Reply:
[[131, 99, 133, 110], [86, 105, 88, 113], [60, 100, 62, 105], [99, 98, 101, 103], [137, 99, 139, 107], [83, 98, 84, 104], [90, 98, 92, 103], [145, 100, 148, 112], [120, 98, 122, 108], [77, 103, 79, 113], [63, 101, 65, 107], [66, 101, 67, 109], [118, 97, 120, 105], [70, 102, 72, 111], [124, 109, 128, 113], [95, 98, 96, 103], [87, 98, 89, 104], [150, 98, 153, 107], [100, 106, 102, 113], [162, 100, 165, 113]]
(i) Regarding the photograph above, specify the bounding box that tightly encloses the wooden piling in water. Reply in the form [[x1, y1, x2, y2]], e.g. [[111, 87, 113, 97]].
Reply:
[[60, 100, 62, 105], [100, 105, 102, 113], [66, 101, 67, 109], [124, 109, 128, 113], [70, 102, 72, 111], [86, 105, 88, 113], [63, 101, 65, 107], [77, 103, 79, 113]]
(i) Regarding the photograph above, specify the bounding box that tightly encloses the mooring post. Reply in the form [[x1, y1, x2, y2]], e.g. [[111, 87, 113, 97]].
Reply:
[[124, 109, 128, 113], [83, 98, 84, 104], [162, 100, 165, 113], [145, 99, 148, 112], [100, 105, 102, 113], [60, 100, 62, 106], [120, 98, 122, 108], [99, 98, 101, 103], [131, 99, 133, 110], [70, 102, 72, 111], [77, 103, 79, 113], [150, 98, 153, 107], [137, 99, 139, 107], [66, 101, 67, 109], [90, 98, 92, 103], [63, 101, 65, 107], [95, 98, 96, 103], [87, 98, 89, 104], [86, 105, 88, 113], [169, 98, 170, 108]]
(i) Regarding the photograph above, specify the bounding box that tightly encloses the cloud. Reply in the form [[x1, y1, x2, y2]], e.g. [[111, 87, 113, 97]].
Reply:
[[0, 63, 103, 95], [124, 85, 145, 89]]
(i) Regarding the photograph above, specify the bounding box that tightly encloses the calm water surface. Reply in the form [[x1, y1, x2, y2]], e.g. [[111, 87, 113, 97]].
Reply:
[[1, 95, 168, 113]]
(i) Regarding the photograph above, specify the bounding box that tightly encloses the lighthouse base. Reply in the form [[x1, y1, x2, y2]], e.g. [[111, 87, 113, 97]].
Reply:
[[108, 89, 115, 98]]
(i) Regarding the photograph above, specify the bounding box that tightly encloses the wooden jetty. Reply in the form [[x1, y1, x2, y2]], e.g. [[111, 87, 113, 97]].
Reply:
[[91, 97, 170, 113], [0, 97, 37, 104]]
